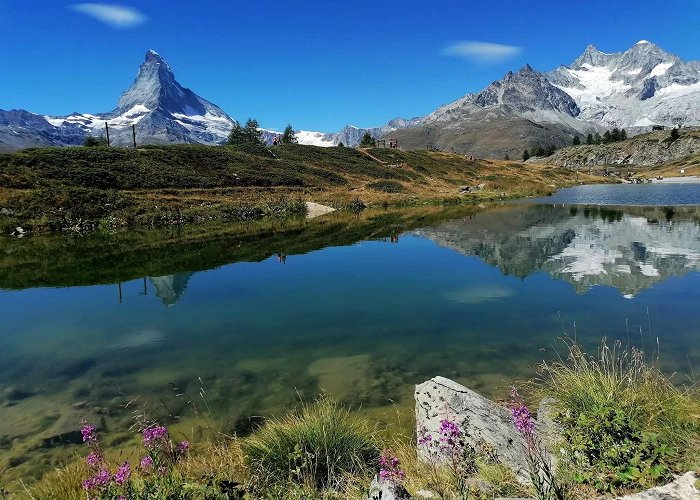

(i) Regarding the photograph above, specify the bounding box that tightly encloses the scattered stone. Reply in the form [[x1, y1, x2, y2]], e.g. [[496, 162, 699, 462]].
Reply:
[[459, 185, 472, 193], [305, 201, 336, 219], [368, 475, 412, 500], [616, 472, 699, 500], [415, 377, 554, 483], [414, 491, 435, 499], [0, 207, 13, 216]]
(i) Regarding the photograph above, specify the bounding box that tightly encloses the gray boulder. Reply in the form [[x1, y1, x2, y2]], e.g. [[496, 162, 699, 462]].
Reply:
[[616, 472, 700, 500], [368, 475, 412, 500], [415, 377, 558, 484]]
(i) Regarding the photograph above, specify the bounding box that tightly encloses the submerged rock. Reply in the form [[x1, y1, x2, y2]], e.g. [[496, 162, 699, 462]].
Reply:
[[617, 472, 700, 500]]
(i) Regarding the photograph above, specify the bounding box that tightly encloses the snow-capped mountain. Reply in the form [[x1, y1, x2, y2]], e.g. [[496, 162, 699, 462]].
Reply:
[[388, 41, 700, 157], [2, 41, 698, 155], [0, 50, 237, 149], [546, 41, 700, 129], [262, 119, 422, 148]]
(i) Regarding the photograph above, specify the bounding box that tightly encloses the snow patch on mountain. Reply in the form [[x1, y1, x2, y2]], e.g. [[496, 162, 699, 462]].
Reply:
[[295, 130, 335, 147]]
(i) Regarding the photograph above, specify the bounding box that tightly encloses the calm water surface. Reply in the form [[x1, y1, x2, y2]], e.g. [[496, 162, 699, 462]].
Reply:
[[1, 184, 700, 479], [529, 181, 700, 206]]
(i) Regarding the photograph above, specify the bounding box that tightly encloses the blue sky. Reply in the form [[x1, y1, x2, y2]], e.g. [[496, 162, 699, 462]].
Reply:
[[1, 0, 699, 131]]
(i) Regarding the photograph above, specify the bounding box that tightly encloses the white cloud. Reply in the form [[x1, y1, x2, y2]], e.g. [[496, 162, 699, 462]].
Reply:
[[442, 41, 522, 64], [70, 3, 147, 28]]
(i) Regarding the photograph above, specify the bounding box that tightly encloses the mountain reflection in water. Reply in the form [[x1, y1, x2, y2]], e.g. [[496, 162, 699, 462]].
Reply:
[[416, 205, 700, 297]]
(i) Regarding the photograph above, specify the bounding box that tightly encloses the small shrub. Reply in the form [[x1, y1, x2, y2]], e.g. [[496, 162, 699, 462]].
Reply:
[[242, 397, 380, 492], [367, 180, 404, 193], [532, 339, 700, 493], [84, 135, 109, 147]]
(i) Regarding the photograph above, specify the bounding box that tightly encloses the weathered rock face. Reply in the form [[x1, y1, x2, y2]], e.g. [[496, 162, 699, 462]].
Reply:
[[415, 376, 532, 482], [617, 471, 700, 500], [533, 129, 700, 168], [368, 475, 412, 500]]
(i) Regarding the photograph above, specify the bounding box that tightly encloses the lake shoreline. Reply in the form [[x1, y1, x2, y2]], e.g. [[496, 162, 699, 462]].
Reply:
[[0, 143, 606, 234]]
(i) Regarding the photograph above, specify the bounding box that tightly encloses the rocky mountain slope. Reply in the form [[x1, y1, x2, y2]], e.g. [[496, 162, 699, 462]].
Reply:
[[2, 41, 698, 154], [546, 41, 700, 129], [0, 49, 417, 150], [0, 50, 238, 149], [388, 41, 700, 158], [531, 128, 700, 168]]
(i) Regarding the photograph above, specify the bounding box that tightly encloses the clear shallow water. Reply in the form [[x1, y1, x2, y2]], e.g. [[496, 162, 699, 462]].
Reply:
[[1, 199, 700, 479], [528, 181, 700, 206]]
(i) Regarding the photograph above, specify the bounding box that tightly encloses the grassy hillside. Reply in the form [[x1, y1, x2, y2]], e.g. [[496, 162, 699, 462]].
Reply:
[[0, 143, 600, 232]]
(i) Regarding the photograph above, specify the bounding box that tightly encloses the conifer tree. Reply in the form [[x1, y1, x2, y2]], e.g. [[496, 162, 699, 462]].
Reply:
[[243, 118, 264, 146], [227, 122, 246, 146], [359, 132, 375, 147], [572, 135, 581, 146], [522, 149, 531, 161], [586, 133, 594, 145], [281, 124, 297, 144]]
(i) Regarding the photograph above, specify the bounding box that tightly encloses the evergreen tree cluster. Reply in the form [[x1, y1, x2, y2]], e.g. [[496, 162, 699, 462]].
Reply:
[[522, 144, 557, 161], [227, 118, 264, 147], [585, 128, 627, 146]]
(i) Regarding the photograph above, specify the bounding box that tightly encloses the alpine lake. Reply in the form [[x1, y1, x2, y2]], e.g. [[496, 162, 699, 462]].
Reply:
[[2, 182, 700, 481]]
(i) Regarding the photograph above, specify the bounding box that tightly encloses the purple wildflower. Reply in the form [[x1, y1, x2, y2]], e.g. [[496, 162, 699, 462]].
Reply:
[[140, 455, 154, 470], [157, 466, 167, 476], [81, 422, 97, 443], [510, 387, 535, 436], [378, 451, 406, 484], [417, 428, 433, 446], [113, 462, 131, 485], [177, 440, 190, 453], [438, 419, 462, 443], [83, 468, 110, 491], [142, 425, 168, 448], [85, 452, 102, 468], [437, 418, 464, 455], [511, 403, 535, 435]]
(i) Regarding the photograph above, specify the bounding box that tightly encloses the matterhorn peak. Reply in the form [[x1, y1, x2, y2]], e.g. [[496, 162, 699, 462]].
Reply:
[[116, 49, 204, 116]]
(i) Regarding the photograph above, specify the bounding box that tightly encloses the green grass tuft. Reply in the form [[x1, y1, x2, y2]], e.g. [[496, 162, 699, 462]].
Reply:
[[242, 397, 380, 493]]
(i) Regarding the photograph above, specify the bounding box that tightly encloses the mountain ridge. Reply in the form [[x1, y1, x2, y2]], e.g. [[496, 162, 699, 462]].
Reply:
[[2, 41, 699, 154]]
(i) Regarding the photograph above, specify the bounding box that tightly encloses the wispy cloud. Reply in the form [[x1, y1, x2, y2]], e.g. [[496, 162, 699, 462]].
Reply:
[[442, 41, 522, 64], [69, 3, 147, 28]]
